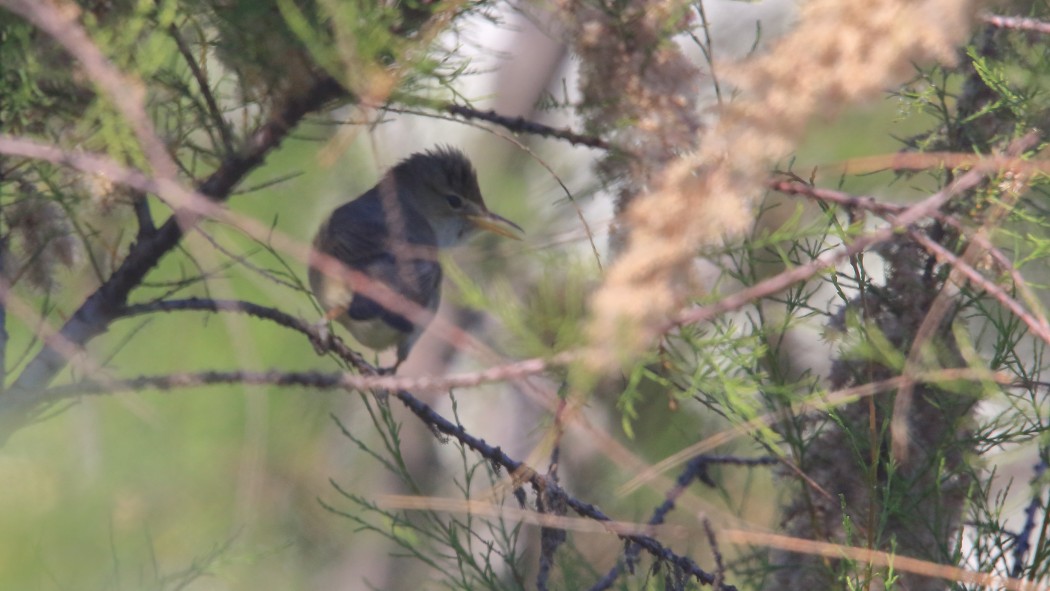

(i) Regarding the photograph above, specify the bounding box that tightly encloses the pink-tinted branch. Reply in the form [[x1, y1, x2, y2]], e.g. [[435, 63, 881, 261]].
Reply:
[[981, 13, 1050, 34]]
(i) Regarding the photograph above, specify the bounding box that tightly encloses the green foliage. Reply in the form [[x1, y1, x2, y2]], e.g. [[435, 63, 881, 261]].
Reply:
[[324, 394, 529, 590]]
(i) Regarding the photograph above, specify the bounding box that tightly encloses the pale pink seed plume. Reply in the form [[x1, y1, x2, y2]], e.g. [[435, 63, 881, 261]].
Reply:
[[582, 0, 980, 372]]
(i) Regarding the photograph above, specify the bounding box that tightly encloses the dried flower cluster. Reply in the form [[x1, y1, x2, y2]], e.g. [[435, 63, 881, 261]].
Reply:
[[565, 0, 703, 253], [580, 0, 979, 372]]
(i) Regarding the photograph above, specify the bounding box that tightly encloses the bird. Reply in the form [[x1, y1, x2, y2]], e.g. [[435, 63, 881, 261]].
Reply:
[[309, 146, 522, 372]]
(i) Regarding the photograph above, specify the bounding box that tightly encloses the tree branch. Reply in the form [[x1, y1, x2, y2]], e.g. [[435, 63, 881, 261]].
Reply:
[[590, 454, 774, 590], [442, 104, 613, 151]]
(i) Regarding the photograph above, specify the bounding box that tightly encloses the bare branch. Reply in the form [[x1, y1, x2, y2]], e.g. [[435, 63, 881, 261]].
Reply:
[[442, 104, 613, 150], [703, 518, 726, 591], [131, 190, 155, 239], [590, 454, 775, 590], [43, 352, 570, 400]]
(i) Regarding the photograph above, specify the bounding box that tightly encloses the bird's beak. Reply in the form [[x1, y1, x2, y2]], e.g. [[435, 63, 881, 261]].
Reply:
[[468, 212, 524, 240]]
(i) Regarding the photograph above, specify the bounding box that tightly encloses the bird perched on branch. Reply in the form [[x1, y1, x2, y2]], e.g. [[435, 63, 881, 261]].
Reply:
[[309, 147, 522, 372]]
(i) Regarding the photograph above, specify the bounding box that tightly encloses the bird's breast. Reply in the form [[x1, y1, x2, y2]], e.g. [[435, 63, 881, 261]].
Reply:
[[337, 315, 408, 351]]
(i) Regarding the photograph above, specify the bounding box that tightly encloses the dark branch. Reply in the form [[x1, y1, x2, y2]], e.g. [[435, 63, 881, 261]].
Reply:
[[589, 454, 772, 590], [703, 518, 726, 591], [118, 297, 366, 366], [131, 190, 156, 239], [443, 104, 613, 151], [1011, 450, 1049, 577]]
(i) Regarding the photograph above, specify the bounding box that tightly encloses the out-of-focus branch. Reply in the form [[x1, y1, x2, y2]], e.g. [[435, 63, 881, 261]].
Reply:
[[727, 529, 1038, 591], [981, 13, 1050, 34], [41, 368, 576, 397]]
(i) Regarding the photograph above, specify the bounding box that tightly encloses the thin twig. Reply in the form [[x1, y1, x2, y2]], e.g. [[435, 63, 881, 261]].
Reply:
[[703, 518, 726, 591], [443, 104, 613, 151], [192, 226, 304, 292], [590, 454, 773, 590], [168, 24, 235, 155], [43, 357, 571, 398], [1011, 452, 1049, 578]]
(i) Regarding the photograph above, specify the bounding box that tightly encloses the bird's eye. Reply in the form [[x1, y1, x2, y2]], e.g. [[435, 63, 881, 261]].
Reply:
[[445, 194, 464, 209]]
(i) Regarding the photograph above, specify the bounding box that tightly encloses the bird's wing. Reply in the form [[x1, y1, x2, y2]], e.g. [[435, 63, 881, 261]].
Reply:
[[347, 258, 442, 334], [313, 192, 442, 333]]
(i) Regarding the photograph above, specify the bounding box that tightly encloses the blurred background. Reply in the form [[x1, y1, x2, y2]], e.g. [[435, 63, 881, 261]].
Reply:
[[4, 0, 1035, 589]]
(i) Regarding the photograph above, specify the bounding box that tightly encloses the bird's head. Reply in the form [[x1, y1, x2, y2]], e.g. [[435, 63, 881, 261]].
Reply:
[[386, 146, 522, 246]]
